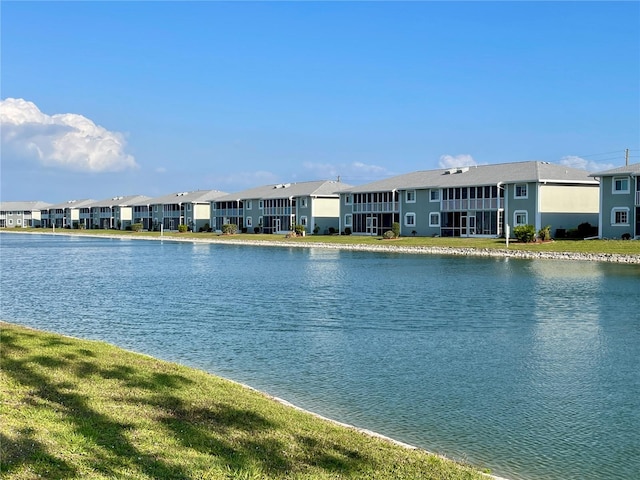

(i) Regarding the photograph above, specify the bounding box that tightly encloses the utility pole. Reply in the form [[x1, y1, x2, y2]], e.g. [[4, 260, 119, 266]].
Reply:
[[625, 148, 629, 166]]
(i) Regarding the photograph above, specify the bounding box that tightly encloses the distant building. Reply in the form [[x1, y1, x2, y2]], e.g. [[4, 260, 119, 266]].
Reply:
[[590, 163, 640, 239], [146, 190, 228, 231], [212, 180, 352, 234], [339, 161, 599, 238], [0, 201, 51, 228], [41, 199, 95, 229], [88, 195, 153, 230]]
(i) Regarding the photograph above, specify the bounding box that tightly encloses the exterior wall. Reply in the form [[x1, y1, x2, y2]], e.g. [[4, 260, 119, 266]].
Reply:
[[599, 175, 636, 239], [309, 197, 339, 234], [506, 182, 537, 231], [537, 184, 599, 234], [399, 189, 440, 237]]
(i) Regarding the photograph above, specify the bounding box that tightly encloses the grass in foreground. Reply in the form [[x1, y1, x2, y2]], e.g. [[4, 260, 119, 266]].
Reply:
[[0, 322, 488, 480], [4, 227, 640, 255]]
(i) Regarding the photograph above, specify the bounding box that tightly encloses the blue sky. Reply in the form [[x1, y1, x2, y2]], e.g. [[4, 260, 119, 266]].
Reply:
[[1, 1, 639, 203]]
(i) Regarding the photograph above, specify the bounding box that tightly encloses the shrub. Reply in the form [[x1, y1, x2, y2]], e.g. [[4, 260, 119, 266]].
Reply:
[[222, 224, 237, 235], [313, 224, 320, 235], [178, 224, 188, 233], [328, 227, 336, 235], [538, 225, 551, 241], [254, 227, 261, 234], [344, 227, 352, 236], [513, 224, 536, 243], [392, 222, 400, 238], [241, 227, 248, 234], [294, 224, 306, 235], [131, 223, 143, 232], [577, 222, 597, 238], [622, 233, 631, 240], [199, 223, 210, 233], [383, 230, 396, 239]]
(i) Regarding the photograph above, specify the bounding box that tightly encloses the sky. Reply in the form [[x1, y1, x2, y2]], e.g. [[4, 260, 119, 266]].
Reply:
[[1, 1, 639, 204]]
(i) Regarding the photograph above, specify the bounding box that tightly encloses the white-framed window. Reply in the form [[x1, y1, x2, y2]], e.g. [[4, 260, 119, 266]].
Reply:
[[344, 214, 352, 226], [404, 212, 416, 226], [514, 210, 528, 226], [8, 219, 13, 225], [187, 217, 192, 225], [300, 216, 308, 226], [345, 195, 352, 205], [430, 190, 440, 202], [17, 219, 22, 225], [613, 177, 630, 194], [246, 217, 253, 227], [611, 207, 629, 225], [406, 190, 416, 203], [154, 205, 158, 212], [429, 212, 440, 227], [259, 200, 264, 210], [258, 216, 263, 226], [515, 184, 528, 199], [300, 198, 308, 208], [246, 200, 252, 210], [187, 204, 191, 211]]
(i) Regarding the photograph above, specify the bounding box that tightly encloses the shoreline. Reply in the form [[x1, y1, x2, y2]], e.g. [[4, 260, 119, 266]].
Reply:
[[2, 320, 509, 480], [4, 229, 640, 264]]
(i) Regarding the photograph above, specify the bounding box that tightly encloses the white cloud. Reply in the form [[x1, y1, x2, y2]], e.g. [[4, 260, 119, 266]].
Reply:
[[217, 170, 281, 189], [303, 161, 392, 182], [0, 98, 137, 172], [438, 154, 478, 169], [559, 155, 616, 173]]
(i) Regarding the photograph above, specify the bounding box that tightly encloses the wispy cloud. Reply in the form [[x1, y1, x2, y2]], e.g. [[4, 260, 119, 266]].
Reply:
[[0, 98, 137, 172], [216, 170, 281, 189], [303, 161, 392, 183], [438, 154, 478, 169], [559, 155, 617, 173]]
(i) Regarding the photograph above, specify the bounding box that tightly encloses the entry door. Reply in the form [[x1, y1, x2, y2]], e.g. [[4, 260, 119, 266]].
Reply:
[[366, 216, 378, 236], [273, 218, 281, 233], [468, 215, 476, 236]]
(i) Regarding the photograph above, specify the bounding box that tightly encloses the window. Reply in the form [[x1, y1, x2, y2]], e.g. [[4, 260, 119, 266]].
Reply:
[[430, 190, 440, 202], [259, 200, 264, 210], [429, 212, 440, 227], [300, 198, 308, 208], [345, 195, 352, 205], [154, 205, 158, 212], [258, 216, 263, 226], [344, 214, 352, 226], [246, 217, 253, 227], [246, 200, 252, 210], [300, 216, 307, 226], [514, 210, 528, 226], [613, 177, 630, 194], [187, 204, 191, 211], [515, 184, 528, 199], [404, 212, 416, 227], [611, 208, 629, 225], [406, 190, 416, 203]]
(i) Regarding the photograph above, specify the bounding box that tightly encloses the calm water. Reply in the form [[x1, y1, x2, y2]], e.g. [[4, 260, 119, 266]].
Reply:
[[1, 233, 639, 480]]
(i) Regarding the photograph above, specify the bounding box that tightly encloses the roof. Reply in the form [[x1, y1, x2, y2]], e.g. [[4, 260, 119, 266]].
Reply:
[[88, 195, 153, 208], [216, 180, 352, 202], [589, 163, 640, 177], [143, 190, 228, 206], [343, 161, 598, 193], [0, 201, 52, 212], [46, 198, 96, 210]]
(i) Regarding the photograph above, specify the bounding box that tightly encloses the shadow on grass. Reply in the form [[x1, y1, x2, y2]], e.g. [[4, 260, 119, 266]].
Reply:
[[1, 325, 372, 478]]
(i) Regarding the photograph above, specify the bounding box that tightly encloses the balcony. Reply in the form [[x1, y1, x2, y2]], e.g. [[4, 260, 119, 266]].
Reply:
[[441, 198, 504, 212], [352, 202, 399, 213]]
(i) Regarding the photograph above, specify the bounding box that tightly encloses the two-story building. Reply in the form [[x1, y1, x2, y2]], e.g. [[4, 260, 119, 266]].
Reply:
[[0, 201, 51, 228], [340, 161, 599, 238], [88, 195, 152, 229], [212, 180, 351, 234], [590, 163, 640, 239], [147, 190, 227, 232]]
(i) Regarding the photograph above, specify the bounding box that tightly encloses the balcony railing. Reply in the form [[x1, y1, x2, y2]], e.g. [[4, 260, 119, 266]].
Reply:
[[215, 208, 242, 217], [352, 202, 399, 213], [263, 207, 292, 216], [441, 198, 504, 211]]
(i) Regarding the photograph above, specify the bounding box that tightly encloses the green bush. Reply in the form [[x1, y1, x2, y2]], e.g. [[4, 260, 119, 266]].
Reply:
[[294, 224, 306, 235], [392, 222, 400, 238], [344, 227, 352, 235], [313, 224, 320, 235], [538, 225, 551, 241], [222, 224, 237, 235], [254, 227, 261, 234], [383, 230, 396, 239], [513, 224, 536, 243], [198, 223, 210, 233], [131, 223, 143, 232], [178, 224, 188, 233]]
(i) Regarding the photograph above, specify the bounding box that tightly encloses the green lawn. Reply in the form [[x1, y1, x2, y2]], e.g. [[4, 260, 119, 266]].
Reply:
[[5, 227, 640, 256], [1, 322, 490, 480]]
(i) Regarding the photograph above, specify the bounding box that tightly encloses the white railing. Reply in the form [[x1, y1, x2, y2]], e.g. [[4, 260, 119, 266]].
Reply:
[[441, 198, 504, 211], [352, 202, 399, 213]]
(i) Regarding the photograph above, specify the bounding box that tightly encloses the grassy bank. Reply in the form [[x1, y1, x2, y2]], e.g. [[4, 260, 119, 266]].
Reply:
[[3, 227, 640, 255], [1, 322, 490, 480]]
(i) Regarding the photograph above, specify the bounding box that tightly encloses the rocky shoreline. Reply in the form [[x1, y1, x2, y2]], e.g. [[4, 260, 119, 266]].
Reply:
[[9, 230, 638, 264]]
